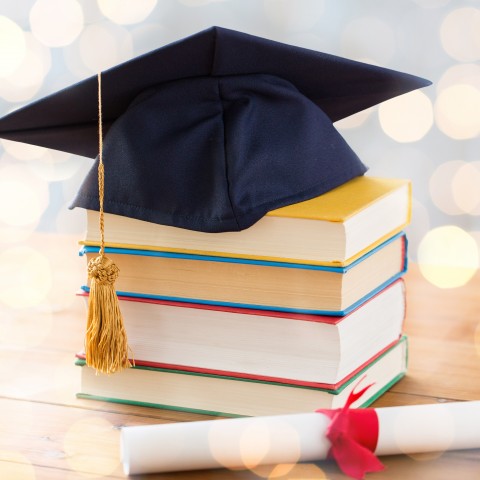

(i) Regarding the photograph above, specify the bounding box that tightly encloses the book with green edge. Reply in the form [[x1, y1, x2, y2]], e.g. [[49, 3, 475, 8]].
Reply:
[[76, 337, 407, 418]]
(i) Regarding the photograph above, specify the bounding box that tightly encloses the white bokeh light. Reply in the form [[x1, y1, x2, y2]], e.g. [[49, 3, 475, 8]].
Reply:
[[97, 0, 157, 25], [78, 24, 133, 73], [451, 161, 480, 215], [264, 0, 325, 32], [0, 32, 51, 103], [429, 160, 465, 215], [0, 163, 49, 228], [440, 7, 480, 62], [0, 246, 53, 308], [379, 90, 433, 143], [437, 63, 480, 94], [0, 16, 26, 78], [30, 0, 84, 47], [336, 107, 373, 130], [27, 150, 82, 182], [417, 226, 479, 288], [1, 139, 46, 161], [435, 84, 480, 140]]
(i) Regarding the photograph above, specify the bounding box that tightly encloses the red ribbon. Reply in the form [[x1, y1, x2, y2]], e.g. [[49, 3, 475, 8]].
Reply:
[[316, 380, 384, 479]]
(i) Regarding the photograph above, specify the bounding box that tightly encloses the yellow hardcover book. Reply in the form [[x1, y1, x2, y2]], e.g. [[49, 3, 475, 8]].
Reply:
[[81, 176, 411, 267]]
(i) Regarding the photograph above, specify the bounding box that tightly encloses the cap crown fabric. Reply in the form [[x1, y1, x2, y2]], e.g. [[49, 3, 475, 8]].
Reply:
[[0, 26, 431, 232]]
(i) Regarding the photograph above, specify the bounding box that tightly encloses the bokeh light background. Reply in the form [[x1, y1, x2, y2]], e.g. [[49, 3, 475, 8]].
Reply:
[[1, 0, 480, 289]]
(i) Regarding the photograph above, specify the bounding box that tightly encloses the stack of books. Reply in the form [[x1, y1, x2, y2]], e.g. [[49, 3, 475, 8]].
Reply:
[[75, 175, 410, 417]]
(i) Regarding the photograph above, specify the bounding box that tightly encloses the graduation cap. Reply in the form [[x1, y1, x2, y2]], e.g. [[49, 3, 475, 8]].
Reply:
[[0, 27, 431, 374], [0, 26, 431, 233]]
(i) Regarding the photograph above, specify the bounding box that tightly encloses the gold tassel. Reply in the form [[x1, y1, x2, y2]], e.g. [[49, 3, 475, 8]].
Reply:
[[85, 72, 132, 374]]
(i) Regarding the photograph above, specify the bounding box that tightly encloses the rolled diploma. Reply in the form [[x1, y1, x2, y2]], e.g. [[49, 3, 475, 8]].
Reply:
[[121, 401, 480, 476]]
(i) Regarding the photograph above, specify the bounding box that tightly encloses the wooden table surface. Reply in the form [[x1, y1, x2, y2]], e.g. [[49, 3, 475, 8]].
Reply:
[[1, 234, 480, 479]]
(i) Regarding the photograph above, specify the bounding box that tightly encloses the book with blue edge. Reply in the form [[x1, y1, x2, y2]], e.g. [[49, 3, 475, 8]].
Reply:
[[79, 232, 407, 316]]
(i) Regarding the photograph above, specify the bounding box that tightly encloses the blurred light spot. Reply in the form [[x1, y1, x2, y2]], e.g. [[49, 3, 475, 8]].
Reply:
[[0, 450, 35, 479], [379, 90, 433, 142], [0, 163, 49, 227], [64, 417, 120, 476], [30, 0, 84, 47], [405, 198, 431, 263], [417, 226, 478, 288], [0, 180, 43, 227], [0, 308, 53, 349], [341, 17, 395, 65], [27, 150, 82, 182], [429, 160, 466, 215], [0, 16, 26, 78], [0, 32, 51, 103], [239, 421, 271, 469], [78, 24, 133, 73], [179, 0, 227, 5], [97, 0, 157, 25], [55, 200, 87, 235], [440, 7, 480, 62], [336, 107, 373, 130], [0, 246, 53, 308], [475, 322, 480, 357], [264, 0, 325, 32], [393, 404, 454, 455], [0, 225, 36, 246], [435, 84, 480, 139], [451, 161, 480, 215], [1, 139, 46, 161], [437, 63, 480, 94], [413, 0, 451, 7]]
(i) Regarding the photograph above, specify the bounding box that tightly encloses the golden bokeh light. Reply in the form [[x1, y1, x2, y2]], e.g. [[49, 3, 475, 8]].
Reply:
[[239, 420, 272, 469], [64, 417, 121, 477], [30, 0, 84, 47], [435, 84, 480, 140], [336, 107, 373, 130], [0, 246, 53, 309], [437, 63, 480, 94], [0, 16, 26, 78], [440, 7, 480, 62], [0, 450, 35, 479], [97, 0, 158, 25], [451, 161, 480, 215], [429, 160, 466, 215], [417, 226, 479, 288], [379, 90, 433, 142], [264, 0, 325, 32]]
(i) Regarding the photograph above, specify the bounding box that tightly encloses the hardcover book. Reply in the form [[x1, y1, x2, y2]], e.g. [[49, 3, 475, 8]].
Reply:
[[76, 337, 408, 417], [77, 279, 406, 386], [81, 176, 411, 267], [80, 232, 407, 315]]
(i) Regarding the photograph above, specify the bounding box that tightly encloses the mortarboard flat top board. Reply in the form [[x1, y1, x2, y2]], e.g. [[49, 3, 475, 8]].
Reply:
[[0, 26, 431, 233]]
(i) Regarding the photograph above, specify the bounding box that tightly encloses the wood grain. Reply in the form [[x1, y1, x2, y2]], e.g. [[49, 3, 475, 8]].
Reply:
[[0, 234, 479, 479]]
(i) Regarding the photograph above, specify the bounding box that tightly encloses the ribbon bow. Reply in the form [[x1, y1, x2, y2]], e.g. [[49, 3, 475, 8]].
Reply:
[[316, 380, 385, 479]]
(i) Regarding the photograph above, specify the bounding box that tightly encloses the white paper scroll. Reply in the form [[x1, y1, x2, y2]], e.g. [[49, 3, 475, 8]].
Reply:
[[121, 401, 480, 476]]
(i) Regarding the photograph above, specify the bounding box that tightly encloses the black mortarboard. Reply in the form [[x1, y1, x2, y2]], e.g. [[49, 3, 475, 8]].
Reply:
[[0, 26, 431, 233]]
